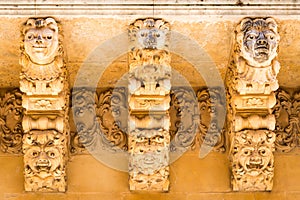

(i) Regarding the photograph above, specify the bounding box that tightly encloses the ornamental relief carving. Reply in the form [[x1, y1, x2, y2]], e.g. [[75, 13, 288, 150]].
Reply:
[[197, 88, 226, 152], [20, 17, 67, 96], [169, 88, 199, 152], [231, 130, 275, 191], [226, 17, 280, 192], [273, 88, 300, 152], [0, 90, 24, 154], [23, 130, 67, 192], [228, 17, 280, 95], [128, 18, 171, 96], [20, 17, 69, 192], [71, 88, 128, 154], [128, 17, 171, 191]]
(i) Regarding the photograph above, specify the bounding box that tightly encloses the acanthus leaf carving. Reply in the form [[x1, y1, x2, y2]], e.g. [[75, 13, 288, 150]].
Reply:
[[197, 88, 226, 152], [169, 88, 199, 152], [0, 90, 24, 154], [273, 88, 300, 152], [71, 88, 128, 154]]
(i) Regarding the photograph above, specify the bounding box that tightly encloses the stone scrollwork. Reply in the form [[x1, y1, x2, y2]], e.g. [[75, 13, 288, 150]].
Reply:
[[20, 17, 69, 192], [71, 88, 128, 154], [226, 17, 280, 191], [273, 89, 300, 152], [197, 88, 226, 152], [96, 88, 128, 151], [169, 88, 199, 152], [231, 130, 275, 191], [0, 90, 24, 154]]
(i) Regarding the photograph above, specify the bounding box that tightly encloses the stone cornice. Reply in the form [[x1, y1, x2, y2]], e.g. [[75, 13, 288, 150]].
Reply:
[[1, 0, 300, 17]]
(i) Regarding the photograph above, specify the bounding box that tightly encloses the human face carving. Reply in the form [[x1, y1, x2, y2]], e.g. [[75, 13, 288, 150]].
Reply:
[[237, 18, 280, 67], [137, 28, 167, 49], [243, 28, 278, 64], [24, 27, 59, 64]]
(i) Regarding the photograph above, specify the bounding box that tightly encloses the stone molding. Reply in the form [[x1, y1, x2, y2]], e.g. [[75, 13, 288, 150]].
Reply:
[[0, 1, 300, 16]]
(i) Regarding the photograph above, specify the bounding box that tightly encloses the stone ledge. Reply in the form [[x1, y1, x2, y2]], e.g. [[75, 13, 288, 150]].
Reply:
[[1, 0, 300, 17]]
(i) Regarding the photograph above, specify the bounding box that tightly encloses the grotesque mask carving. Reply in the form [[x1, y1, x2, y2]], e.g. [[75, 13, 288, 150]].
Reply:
[[23, 130, 66, 192], [232, 130, 275, 191], [22, 18, 59, 65], [237, 17, 280, 67]]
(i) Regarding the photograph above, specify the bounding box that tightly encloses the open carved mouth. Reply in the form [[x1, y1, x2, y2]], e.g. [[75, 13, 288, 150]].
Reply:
[[35, 161, 51, 171], [246, 160, 264, 170], [255, 46, 269, 53]]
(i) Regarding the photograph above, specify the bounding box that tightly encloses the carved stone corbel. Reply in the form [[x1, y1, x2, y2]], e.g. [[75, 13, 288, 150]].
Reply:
[[128, 18, 171, 191], [226, 17, 280, 191], [20, 17, 69, 192]]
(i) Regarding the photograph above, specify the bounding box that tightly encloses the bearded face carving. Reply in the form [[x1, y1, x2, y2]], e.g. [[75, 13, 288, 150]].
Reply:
[[22, 18, 59, 65], [232, 130, 275, 191], [237, 17, 280, 67], [23, 130, 66, 192]]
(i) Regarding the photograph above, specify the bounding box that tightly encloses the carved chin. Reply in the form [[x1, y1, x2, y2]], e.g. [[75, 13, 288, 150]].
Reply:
[[254, 49, 270, 62]]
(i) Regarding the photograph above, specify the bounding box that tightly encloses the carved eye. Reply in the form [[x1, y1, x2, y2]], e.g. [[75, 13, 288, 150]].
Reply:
[[259, 149, 266, 156], [32, 151, 38, 157], [48, 151, 56, 158], [27, 34, 34, 40], [46, 35, 52, 40], [155, 32, 160, 37], [141, 32, 147, 37], [248, 35, 255, 40], [243, 149, 251, 156]]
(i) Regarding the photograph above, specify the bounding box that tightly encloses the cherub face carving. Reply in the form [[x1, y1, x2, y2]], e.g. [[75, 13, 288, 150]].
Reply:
[[23, 130, 64, 177], [237, 18, 280, 66], [23, 18, 59, 64], [233, 130, 275, 176]]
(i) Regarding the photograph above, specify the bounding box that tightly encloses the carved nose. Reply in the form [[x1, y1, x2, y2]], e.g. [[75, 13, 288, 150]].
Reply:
[[36, 35, 43, 44], [257, 39, 267, 46]]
